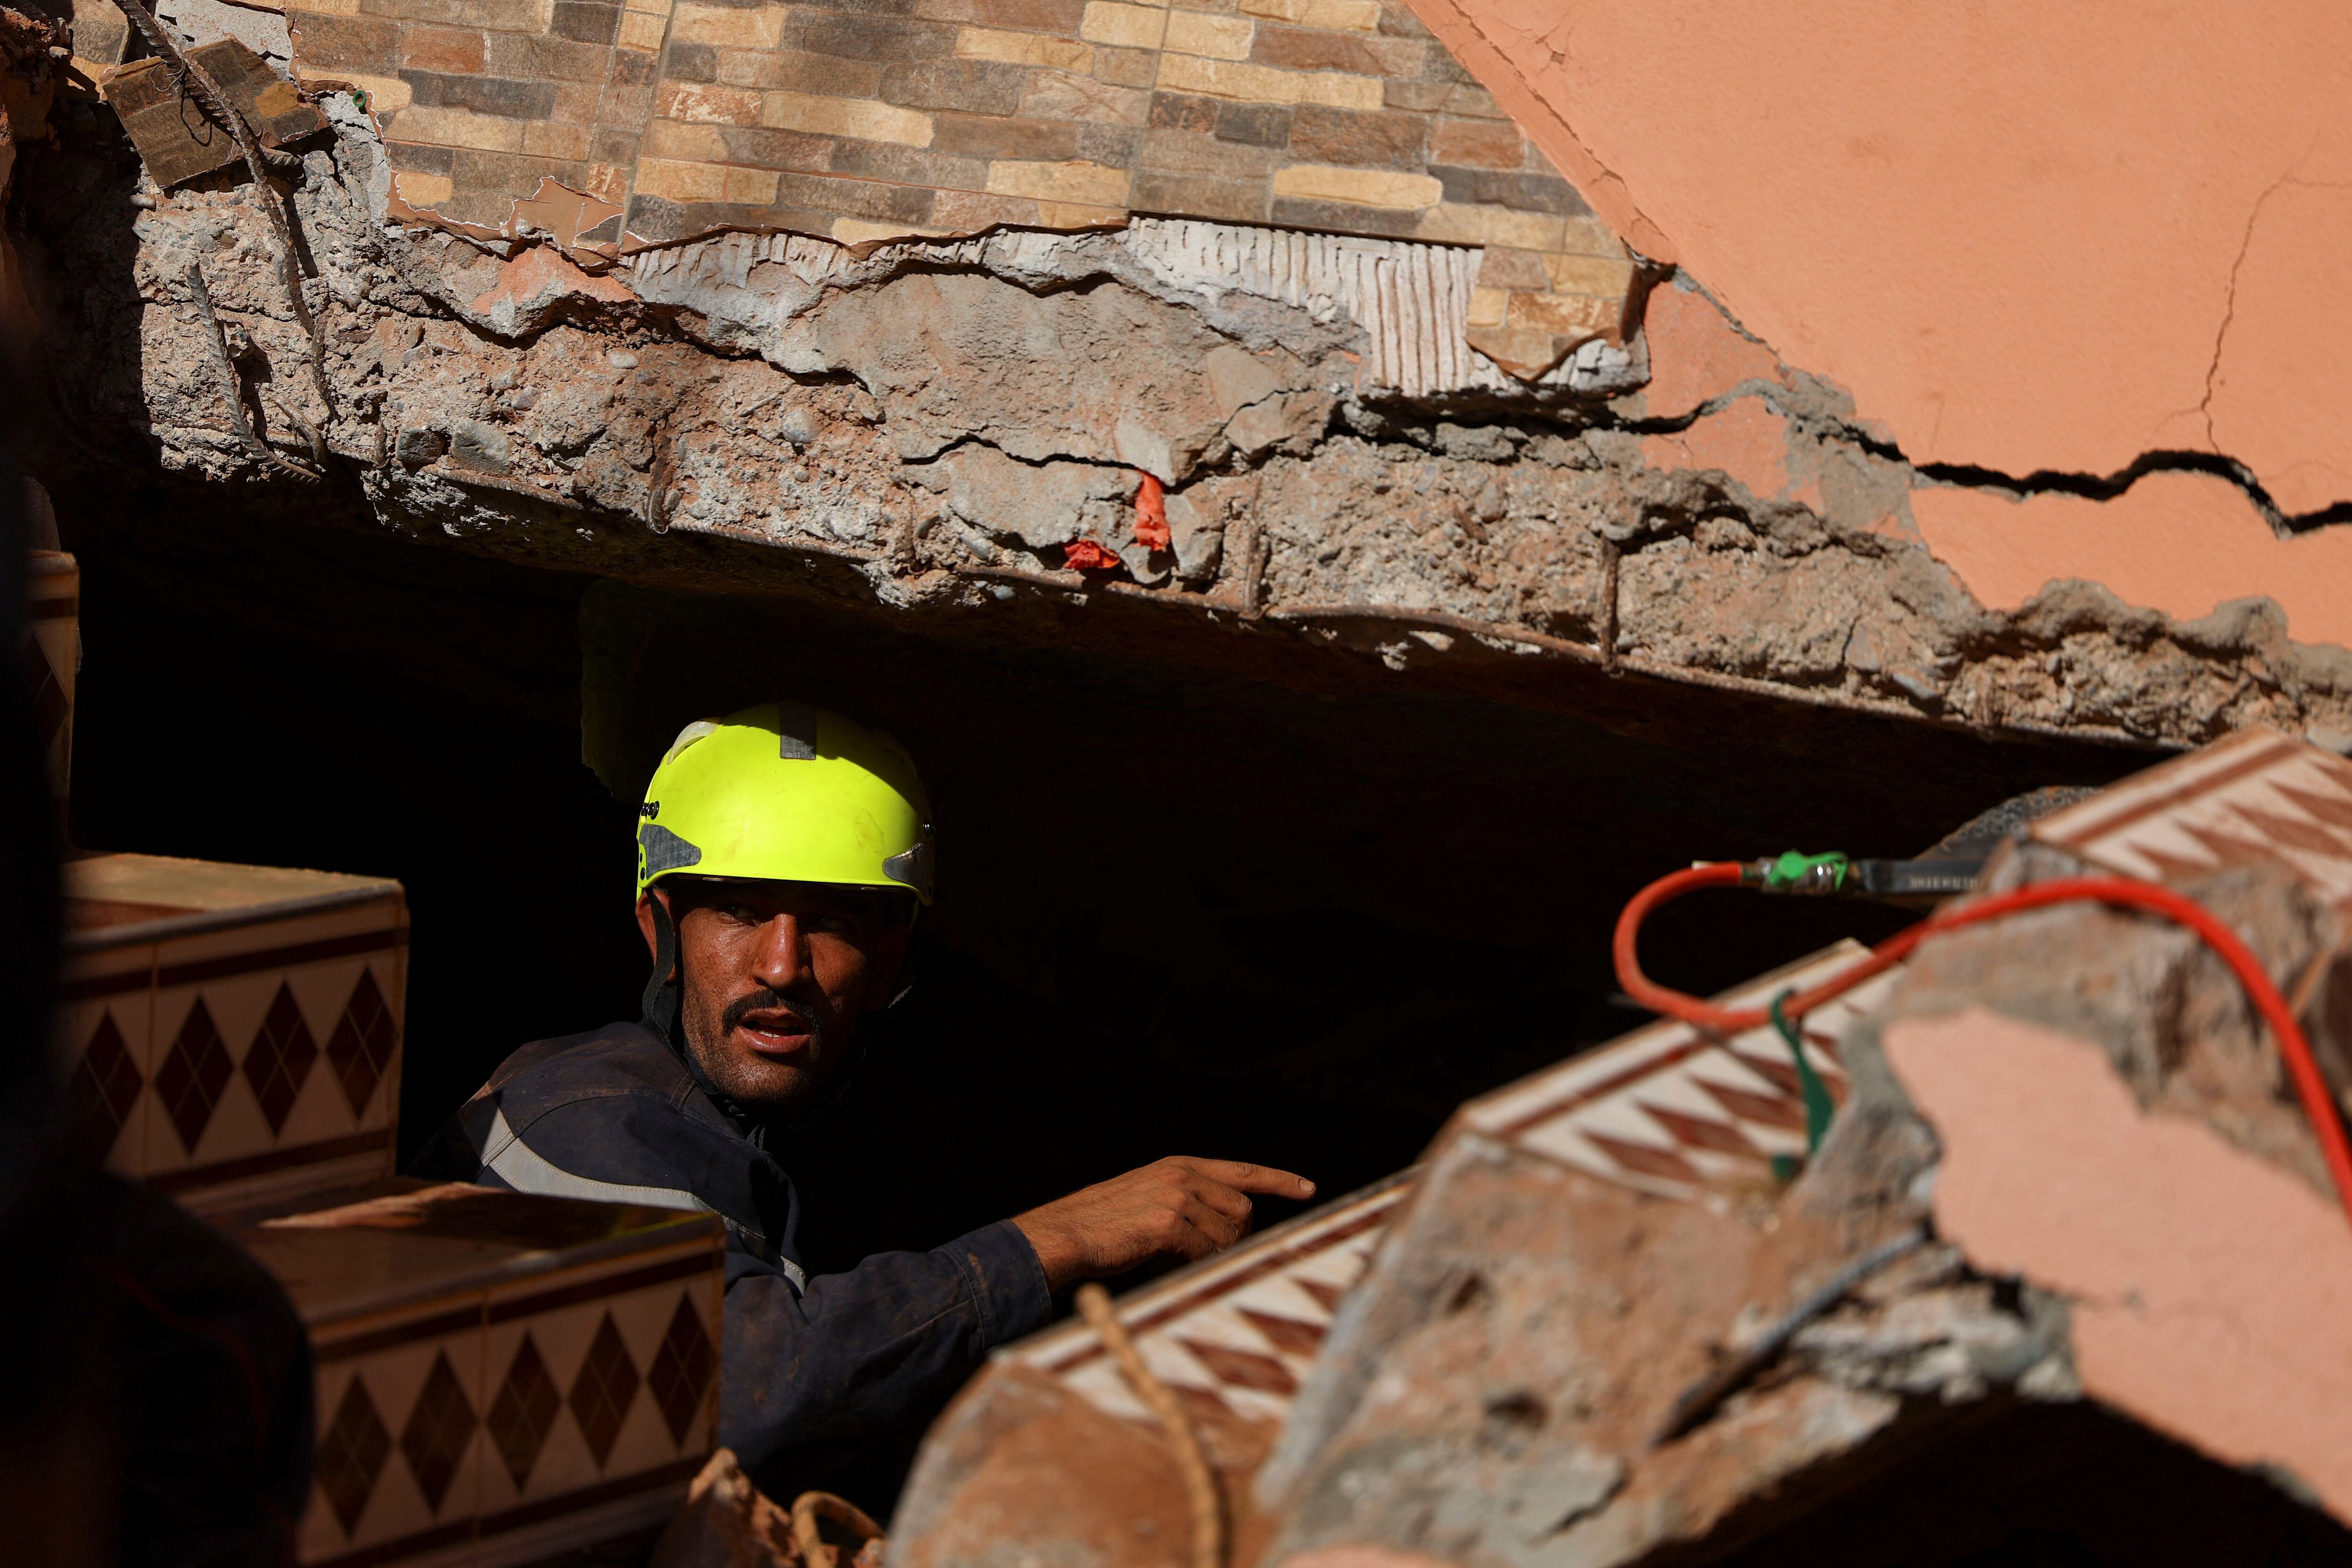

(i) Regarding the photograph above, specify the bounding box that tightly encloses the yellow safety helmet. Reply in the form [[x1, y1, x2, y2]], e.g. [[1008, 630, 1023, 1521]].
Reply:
[[635, 701, 934, 905]]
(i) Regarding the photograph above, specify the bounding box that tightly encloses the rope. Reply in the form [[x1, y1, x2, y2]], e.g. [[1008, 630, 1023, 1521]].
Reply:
[[1076, 1282, 1225, 1568], [789, 1490, 885, 1568], [1613, 864, 2352, 1232]]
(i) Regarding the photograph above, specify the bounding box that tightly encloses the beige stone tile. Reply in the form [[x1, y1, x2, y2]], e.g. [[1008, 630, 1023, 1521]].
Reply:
[[1475, 245, 1550, 290], [956, 24, 1093, 70], [1018, 68, 1150, 124], [723, 166, 781, 203], [390, 167, 453, 205], [1542, 252, 1636, 297], [1237, 0, 1378, 30], [831, 215, 954, 244], [929, 187, 1043, 230], [338, 70, 412, 111], [1506, 288, 1619, 335], [1091, 43, 1157, 84], [761, 90, 934, 147], [618, 8, 667, 47], [1162, 8, 1251, 57], [657, 80, 763, 125], [387, 104, 528, 154], [523, 121, 594, 160], [634, 157, 730, 201], [1559, 215, 1629, 259], [643, 119, 726, 160], [985, 156, 1131, 206], [1468, 285, 1508, 327], [1155, 50, 1376, 106], [623, 0, 672, 13], [669, 3, 780, 48], [1270, 162, 1438, 209], [1034, 199, 1129, 226], [1080, 0, 1165, 48], [1415, 200, 1565, 252]]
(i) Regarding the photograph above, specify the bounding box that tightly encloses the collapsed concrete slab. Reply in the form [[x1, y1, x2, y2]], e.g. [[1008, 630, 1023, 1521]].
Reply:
[[13, 25, 2352, 756], [886, 730, 2352, 1568]]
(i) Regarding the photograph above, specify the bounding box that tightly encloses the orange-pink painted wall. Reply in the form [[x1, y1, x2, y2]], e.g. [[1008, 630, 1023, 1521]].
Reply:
[[1411, 0, 2352, 650], [1886, 1009, 2352, 1523]]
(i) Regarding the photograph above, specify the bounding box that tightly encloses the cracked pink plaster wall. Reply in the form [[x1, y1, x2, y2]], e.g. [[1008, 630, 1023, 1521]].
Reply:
[[1912, 474, 2352, 651], [1401, 0, 2352, 641], [1397, 0, 2352, 494], [1884, 1007, 2352, 1524]]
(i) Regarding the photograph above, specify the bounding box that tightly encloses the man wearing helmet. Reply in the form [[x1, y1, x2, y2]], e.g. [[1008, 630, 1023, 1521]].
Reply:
[[416, 701, 1312, 1502]]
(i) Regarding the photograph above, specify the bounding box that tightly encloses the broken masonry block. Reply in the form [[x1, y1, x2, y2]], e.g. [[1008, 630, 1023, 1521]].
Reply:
[[234, 1179, 724, 1561], [56, 851, 408, 1215], [103, 37, 327, 188], [891, 1179, 1409, 1568]]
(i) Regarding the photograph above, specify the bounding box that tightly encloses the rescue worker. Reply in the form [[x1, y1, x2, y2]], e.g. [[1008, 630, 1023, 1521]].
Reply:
[[415, 701, 1312, 1499]]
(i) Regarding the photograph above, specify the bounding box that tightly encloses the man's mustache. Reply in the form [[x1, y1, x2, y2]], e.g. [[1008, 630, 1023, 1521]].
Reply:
[[721, 988, 823, 1044]]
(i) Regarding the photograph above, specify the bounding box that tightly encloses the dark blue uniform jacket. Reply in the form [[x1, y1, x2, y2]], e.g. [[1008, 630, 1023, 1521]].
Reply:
[[411, 1020, 1052, 1496]]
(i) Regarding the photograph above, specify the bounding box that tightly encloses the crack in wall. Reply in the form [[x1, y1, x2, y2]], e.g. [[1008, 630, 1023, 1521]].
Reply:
[[22, 108, 2352, 756]]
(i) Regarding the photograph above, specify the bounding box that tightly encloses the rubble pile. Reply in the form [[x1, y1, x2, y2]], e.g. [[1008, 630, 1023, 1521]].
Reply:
[[887, 730, 2352, 1567], [6, 0, 2350, 749]]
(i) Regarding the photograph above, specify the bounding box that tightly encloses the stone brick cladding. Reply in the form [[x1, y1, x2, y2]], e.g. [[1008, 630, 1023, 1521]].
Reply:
[[285, 0, 1633, 374]]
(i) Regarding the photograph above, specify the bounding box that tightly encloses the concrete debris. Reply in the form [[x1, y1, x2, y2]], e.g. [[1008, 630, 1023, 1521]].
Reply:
[[15, 73, 2352, 752], [652, 1449, 800, 1568], [879, 731, 2352, 1568]]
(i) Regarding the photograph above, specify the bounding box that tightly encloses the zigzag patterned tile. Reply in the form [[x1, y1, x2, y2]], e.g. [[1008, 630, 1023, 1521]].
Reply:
[[1014, 1179, 1406, 1429], [2031, 726, 2352, 912], [1462, 940, 1898, 1201]]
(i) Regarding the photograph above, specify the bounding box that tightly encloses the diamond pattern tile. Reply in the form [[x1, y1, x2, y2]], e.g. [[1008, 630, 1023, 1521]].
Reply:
[[317, 1374, 393, 1536], [326, 968, 397, 1117], [23, 635, 66, 749], [567, 1312, 640, 1471], [241, 982, 318, 1137], [647, 1294, 716, 1446], [487, 1332, 562, 1489], [68, 1011, 141, 1159], [399, 1350, 477, 1515], [154, 996, 232, 1155]]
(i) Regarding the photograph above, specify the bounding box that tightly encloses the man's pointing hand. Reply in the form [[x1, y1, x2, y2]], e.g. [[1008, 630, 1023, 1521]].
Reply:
[[1013, 1157, 1316, 1292]]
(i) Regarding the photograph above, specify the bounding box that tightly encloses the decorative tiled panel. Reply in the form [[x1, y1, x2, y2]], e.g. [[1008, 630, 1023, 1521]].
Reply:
[[2030, 726, 2352, 915], [56, 852, 409, 1215], [1459, 940, 1902, 1201], [243, 1181, 725, 1568], [1009, 1178, 1406, 1429], [282, 0, 1632, 377], [24, 550, 76, 806]]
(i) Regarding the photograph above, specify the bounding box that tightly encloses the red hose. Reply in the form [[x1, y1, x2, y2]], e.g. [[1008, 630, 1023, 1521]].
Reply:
[[1614, 865, 2352, 1227]]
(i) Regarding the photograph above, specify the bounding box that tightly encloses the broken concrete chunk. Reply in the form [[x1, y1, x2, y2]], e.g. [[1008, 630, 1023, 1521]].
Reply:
[[394, 427, 446, 469], [102, 39, 327, 189], [1162, 485, 1224, 583], [910, 445, 1131, 555], [449, 420, 511, 475], [1204, 344, 1283, 421], [1228, 391, 1335, 458]]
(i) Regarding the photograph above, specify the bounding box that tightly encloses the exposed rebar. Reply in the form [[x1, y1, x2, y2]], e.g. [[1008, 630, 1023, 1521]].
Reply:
[[186, 262, 322, 481]]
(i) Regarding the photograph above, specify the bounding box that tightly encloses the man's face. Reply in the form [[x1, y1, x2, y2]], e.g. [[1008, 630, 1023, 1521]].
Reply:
[[637, 878, 912, 1116]]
